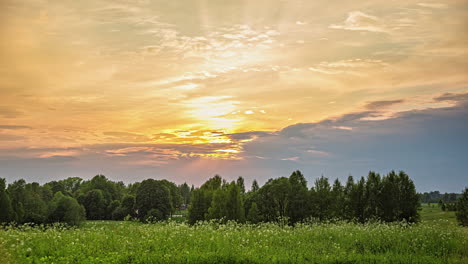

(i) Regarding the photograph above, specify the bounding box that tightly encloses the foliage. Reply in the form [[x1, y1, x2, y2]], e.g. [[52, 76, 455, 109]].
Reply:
[[48, 192, 86, 226], [0, 220, 467, 264], [135, 179, 172, 221], [456, 187, 468, 226]]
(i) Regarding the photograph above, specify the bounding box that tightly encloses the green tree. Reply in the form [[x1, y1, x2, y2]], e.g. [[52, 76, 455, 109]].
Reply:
[[225, 183, 245, 222], [330, 178, 344, 219], [364, 172, 381, 220], [22, 183, 48, 223], [7, 179, 26, 222], [0, 178, 14, 223], [314, 176, 333, 221], [397, 171, 420, 222], [247, 202, 260, 223], [343, 176, 355, 220], [380, 171, 399, 222], [188, 175, 222, 224], [456, 187, 468, 226], [187, 189, 207, 224], [48, 192, 86, 225], [287, 170, 309, 223], [237, 176, 245, 194], [80, 189, 107, 220], [179, 183, 191, 205], [256, 177, 291, 221], [251, 180, 260, 192], [207, 188, 227, 220], [135, 179, 172, 221]]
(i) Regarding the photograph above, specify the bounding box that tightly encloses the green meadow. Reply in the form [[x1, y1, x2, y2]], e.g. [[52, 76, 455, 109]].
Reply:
[[1, 205, 467, 264]]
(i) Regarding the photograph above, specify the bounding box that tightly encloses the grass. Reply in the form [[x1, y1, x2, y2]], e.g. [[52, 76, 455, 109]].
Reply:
[[420, 203, 457, 224], [0, 206, 466, 264]]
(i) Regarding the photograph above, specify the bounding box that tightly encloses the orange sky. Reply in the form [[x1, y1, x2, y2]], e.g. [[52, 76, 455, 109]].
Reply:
[[1, 0, 468, 190]]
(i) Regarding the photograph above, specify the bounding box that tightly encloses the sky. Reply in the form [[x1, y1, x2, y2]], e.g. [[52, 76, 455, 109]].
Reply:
[[1, 0, 467, 192]]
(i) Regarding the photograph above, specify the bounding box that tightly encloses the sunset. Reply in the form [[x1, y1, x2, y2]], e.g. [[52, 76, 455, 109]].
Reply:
[[1, 0, 468, 263]]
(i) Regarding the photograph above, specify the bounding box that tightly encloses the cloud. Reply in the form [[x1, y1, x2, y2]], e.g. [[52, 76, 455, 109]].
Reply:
[[417, 3, 448, 9], [0, 134, 25, 141], [434, 92, 468, 103], [365, 99, 405, 110], [329, 11, 387, 33], [0, 107, 23, 118], [226, 131, 274, 140], [103, 132, 151, 142], [0, 125, 31, 130]]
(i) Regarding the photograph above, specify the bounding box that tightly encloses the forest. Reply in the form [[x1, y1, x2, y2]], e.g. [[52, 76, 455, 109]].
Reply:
[[1, 170, 467, 226]]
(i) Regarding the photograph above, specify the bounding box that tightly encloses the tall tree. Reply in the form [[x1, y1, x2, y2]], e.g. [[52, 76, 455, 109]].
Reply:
[[330, 178, 344, 219], [397, 171, 420, 222], [380, 171, 399, 222], [364, 172, 381, 220], [456, 187, 468, 226], [0, 178, 14, 223], [287, 170, 309, 223], [314, 176, 332, 221], [179, 183, 191, 205], [236, 176, 246, 194], [251, 180, 260, 192]]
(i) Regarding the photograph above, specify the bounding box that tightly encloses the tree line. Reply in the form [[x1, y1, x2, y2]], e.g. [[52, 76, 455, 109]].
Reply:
[[188, 171, 422, 224], [0, 171, 467, 226]]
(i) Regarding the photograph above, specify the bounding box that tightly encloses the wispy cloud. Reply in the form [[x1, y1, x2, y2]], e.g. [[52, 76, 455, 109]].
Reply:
[[329, 11, 387, 33]]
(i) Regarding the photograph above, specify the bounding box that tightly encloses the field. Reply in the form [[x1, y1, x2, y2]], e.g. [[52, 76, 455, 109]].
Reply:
[[1, 205, 467, 264]]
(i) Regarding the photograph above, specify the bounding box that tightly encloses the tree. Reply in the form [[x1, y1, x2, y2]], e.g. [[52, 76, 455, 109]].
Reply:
[[456, 187, 468, 226], [225, 183, 245, 222], [330, 178, 344, 219], [48, 192, 85, 225], [188, 175, 223, 224], [237, 177, 246, 194], [80, 189, 107, 220], [380, 171, 399, 222], [135, 179, 172, 221], [208, 188, 227, 220], [364, 172, 381, 220], [188, 189, 207, 224], [343, 176, 355, 220], [247, 202, 260, 223], [7, 179, 26, 222], [112, 195, 135, 220], [397, 171, 420, 222], [161, 180, 183, 215], [179, 183, 191, 205], [256, 177, 291, 221], [287, 170, 309, 223], [22, 183, 48, 223], [0, 178, 14, 223], [251, 180, 260, 192], [314, 176, 333, 221]]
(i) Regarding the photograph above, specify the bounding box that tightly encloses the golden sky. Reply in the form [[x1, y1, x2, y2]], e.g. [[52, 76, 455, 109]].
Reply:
[[1, 0, 468, 190]]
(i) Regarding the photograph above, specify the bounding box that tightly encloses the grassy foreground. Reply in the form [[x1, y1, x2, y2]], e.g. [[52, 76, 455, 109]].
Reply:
[[0, 207, 467, 264]]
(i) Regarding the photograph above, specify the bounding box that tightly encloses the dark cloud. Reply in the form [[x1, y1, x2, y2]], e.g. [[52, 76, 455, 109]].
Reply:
[[0, 134, 25, 141], [0, 107, 23, 118], [226, 131, 274, 140], [239, 101, 468, 192], [364, 99, 404, 110], [434, 92, 468, 102]]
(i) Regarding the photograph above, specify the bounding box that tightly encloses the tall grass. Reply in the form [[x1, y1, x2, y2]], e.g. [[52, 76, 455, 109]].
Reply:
[[1, 220, 467, 264]]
